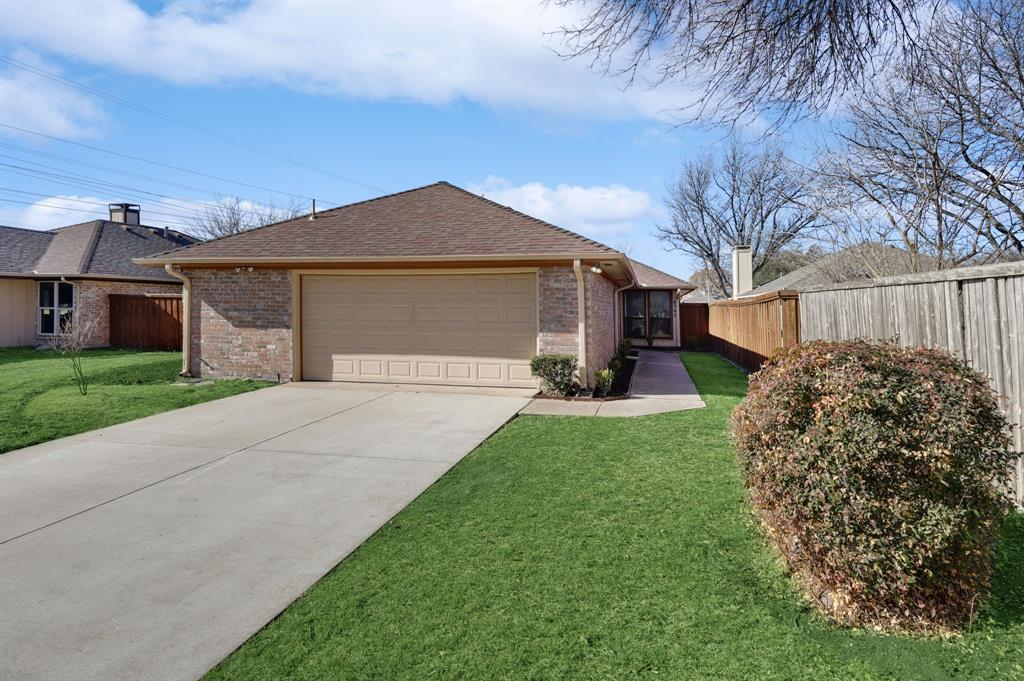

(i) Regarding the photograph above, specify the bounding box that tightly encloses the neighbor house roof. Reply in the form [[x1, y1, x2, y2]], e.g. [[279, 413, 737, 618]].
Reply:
[[743, 244, 935, 297], [627, 259, 693, 290], [0, 221, 199, 281], [138, 182, 618, 264], [0, 225, 54, 272]]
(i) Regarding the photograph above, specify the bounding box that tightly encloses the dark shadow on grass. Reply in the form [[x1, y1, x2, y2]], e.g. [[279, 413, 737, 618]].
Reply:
[[980, 511, 1024, 629]]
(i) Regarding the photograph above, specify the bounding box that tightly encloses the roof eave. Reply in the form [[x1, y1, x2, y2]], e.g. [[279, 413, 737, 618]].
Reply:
[[135, 251, 627, 267]]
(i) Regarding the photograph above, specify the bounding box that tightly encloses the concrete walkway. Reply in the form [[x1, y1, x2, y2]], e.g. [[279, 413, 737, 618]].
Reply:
[[520, 349, 705, 416], [0, 384, 530, 681]]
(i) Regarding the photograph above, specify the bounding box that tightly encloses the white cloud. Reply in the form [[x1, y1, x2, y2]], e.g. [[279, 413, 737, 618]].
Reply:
[[0, 195, 109, 230], [469, 176, 653, 238], [0, 1, 699, 122], [0, 52, 106, 138]]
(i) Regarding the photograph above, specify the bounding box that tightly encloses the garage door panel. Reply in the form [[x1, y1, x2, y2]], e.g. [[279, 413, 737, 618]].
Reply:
[[302, 273, 538, 387]]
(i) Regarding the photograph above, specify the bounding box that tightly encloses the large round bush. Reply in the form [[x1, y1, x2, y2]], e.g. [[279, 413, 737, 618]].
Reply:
[[732, 340, 1016, 631]]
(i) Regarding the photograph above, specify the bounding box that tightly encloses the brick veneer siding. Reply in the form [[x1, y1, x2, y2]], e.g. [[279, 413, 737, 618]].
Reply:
[[34, 279, 180, 347], [537, 265, 579, 356], [188, 268, 292, 381], [584, 270, 616, 385]]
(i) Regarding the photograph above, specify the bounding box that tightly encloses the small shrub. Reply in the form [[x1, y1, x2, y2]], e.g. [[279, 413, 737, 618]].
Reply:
[[615, 339, 632, 364], [732, 339, 1017, 632], [530, 354, 578, 396], [595, 368, 614, 397]]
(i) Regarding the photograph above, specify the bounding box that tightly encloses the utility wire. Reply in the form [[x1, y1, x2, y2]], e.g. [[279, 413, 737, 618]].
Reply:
[[0, 141, 243, 201], [0, 198, 193, 229], [0, 54, 388, 194], [0, 188, 202, 223], [1, 163, 216, 218], [0, 123, 333, 204]]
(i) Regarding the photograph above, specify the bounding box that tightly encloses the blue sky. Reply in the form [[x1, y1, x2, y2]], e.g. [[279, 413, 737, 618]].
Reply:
[[0, 0, 808, 280]]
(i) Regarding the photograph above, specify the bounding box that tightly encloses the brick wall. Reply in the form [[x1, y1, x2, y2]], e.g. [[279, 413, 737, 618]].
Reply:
[[537, 265, 579, 357], [584, 270, 616, 385], [35, 279, 180, 347], [187, 268, 292, 381]]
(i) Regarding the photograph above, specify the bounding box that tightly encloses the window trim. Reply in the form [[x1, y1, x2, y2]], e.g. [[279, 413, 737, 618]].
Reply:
[[622, 289, 674, 340], [37, 281, 75, 336]]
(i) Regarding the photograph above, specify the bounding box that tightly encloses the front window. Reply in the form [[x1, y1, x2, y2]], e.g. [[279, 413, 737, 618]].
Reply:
[[38, 281, 74, 335], [623, 290, 673, 339]]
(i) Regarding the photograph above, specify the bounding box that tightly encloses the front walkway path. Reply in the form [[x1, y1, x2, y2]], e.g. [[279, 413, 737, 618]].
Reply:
[[521, 350, 705, 417]]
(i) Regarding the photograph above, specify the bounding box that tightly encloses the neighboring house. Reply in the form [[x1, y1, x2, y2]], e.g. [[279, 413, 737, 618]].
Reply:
[[0, 204, 199, 348], [136, 182, 694, 388], [743, 244, 931, 297]]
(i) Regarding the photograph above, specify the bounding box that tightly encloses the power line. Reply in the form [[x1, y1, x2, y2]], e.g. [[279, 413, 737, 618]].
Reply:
[[0, 54, 389, 194], [0, 188, 201, 223], [0, 141, 239, 201], [0, 198, 193, 229], [1, 162, 215, 218], [0, 123, 333, 204]]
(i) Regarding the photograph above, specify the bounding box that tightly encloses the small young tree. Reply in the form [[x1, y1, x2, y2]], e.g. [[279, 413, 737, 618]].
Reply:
[[49, 316, 99, 396]]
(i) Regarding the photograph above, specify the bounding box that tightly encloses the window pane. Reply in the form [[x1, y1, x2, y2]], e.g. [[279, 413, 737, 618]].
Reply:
[[625, 317, 646, 339], [649, 291, 671, 318], [650, 317, 672, 338], [58, 282, 74, 308], [39, 282, 54, 308], [40, 308, 54, 334], [624, 290, 645, 316]]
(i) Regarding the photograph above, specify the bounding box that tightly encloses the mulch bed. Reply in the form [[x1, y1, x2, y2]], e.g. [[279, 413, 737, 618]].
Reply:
[[533, 354, 638, 402]]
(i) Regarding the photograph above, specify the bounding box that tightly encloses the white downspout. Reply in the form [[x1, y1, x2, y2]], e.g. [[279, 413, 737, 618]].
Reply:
[[573, 259, 588, 389], [164, 264, 191, 376]]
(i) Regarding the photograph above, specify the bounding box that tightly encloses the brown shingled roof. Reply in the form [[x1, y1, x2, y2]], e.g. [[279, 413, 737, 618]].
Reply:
[[141, 182, 618, 263], [628, 258, 694, 289]]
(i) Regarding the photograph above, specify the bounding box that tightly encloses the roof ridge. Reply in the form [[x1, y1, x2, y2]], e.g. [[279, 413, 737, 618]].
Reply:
[[77, 221, 103, 274], [440, 181, 616, 253], [144, 182, 446, 261], [0, 224, 57, 235]]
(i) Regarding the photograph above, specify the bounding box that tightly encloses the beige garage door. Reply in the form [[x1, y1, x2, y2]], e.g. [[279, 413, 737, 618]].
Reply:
[[301, 272, 538, 387]]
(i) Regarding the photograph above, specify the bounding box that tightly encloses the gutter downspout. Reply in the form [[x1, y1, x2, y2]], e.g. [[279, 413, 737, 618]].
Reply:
[[164, 264, 191, 376], [573, 259, 588, 389]]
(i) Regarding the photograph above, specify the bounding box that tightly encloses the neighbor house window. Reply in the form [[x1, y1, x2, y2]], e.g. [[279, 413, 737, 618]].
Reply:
[[38, 281, 74, 335], [623, 290, 673, 339]]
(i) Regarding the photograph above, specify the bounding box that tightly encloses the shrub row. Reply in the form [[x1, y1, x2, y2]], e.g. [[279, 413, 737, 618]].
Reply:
[[732, 339, 1017, 632]]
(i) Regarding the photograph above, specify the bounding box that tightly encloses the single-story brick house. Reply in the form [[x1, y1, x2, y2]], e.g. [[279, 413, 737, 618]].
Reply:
[[137, 182, 693, 388], [0, 205, 198, 348]]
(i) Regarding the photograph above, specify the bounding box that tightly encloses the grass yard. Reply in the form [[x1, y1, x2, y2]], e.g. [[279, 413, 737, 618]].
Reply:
[[206, 352, 1023, 681], [0, 347, 270, 453]]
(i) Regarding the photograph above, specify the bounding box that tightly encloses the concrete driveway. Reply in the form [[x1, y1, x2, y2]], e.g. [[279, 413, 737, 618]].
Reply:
[[0, 383, 530, 681]]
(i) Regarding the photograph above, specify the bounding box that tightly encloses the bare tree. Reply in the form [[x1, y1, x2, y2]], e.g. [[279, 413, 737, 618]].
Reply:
[[48, 316, 99, 396], [815, 0, 1024, 268], [190, 197, 303, 240], [658, 139, 821, 296], [554, 0, 937, 123]]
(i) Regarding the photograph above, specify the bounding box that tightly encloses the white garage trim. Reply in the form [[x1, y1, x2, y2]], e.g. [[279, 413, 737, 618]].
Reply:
[[298, 269, 539, 388]]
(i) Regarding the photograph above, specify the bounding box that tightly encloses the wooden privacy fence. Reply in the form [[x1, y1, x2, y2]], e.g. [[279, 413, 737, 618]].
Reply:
[[800, 261, 1024, 508], [707, 290, 800, 372], [109, 294, 183, 351], [678, 302, 710, 349]]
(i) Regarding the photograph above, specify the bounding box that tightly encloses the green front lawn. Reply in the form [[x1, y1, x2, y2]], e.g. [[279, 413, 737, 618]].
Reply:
[[206, 352, 1022, 680], [0, 347, 271, 453]]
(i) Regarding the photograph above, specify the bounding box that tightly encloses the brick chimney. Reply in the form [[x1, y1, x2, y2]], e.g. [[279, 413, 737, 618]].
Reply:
[[731, 245, 752, 299], [108, 203, 141, 225]]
